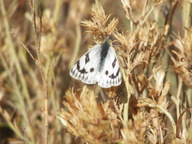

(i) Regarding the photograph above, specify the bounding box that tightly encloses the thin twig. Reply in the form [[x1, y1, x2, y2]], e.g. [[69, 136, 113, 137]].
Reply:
[[176, 76, 182, 119], [11, 32, 37, 63], [28, 0, 49, 144]]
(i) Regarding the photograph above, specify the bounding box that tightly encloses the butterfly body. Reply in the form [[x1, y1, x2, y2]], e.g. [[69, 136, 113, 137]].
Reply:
[[99, 39, 110, 72], [70, 38, 122, 88]]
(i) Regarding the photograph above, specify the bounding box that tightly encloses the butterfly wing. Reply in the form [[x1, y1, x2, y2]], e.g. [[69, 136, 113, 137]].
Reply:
[[97, 46, 122, 88], [70, 44, 101, 84]]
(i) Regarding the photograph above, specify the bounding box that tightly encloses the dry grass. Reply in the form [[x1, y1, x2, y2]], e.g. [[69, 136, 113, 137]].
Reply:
[[0, 0, 192, 144]]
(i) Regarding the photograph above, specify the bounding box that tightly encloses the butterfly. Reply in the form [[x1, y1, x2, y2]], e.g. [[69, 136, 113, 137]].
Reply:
[[70, 37, 122, 88]]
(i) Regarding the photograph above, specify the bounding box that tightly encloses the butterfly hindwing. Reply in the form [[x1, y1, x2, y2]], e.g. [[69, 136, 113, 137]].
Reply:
[[70, 44, 102, 84]]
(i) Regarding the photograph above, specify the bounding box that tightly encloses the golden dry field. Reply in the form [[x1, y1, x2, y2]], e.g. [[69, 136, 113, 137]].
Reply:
[[0, 0, 192, 144]]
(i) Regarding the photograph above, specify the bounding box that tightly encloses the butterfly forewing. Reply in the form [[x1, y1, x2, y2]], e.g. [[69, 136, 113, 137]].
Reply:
[[70, 44, 102, 84]]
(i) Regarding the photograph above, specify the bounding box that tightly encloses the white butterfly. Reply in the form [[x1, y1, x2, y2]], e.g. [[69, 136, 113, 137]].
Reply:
[[70, 38, 122, 88]]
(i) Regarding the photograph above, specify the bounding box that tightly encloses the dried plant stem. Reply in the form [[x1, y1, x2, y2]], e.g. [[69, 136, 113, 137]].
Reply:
[[141, 0, 148, 18], [53, 0, 64, 25], [183, 1, 191, 36], [28, 0, 48, 143], [69, 25, 82, 68], [136, 5, 155, 34], [186, 88, 192, 110], [122, 69, 132, 127], [164, 0, 178, 36], [123, 94, 130, 126], [176, 76, 182, 119], [138, 6, 154, 28], [0, 0, 32, 110], [12, 33, 37, 62], [163, 1, 178, 97]]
